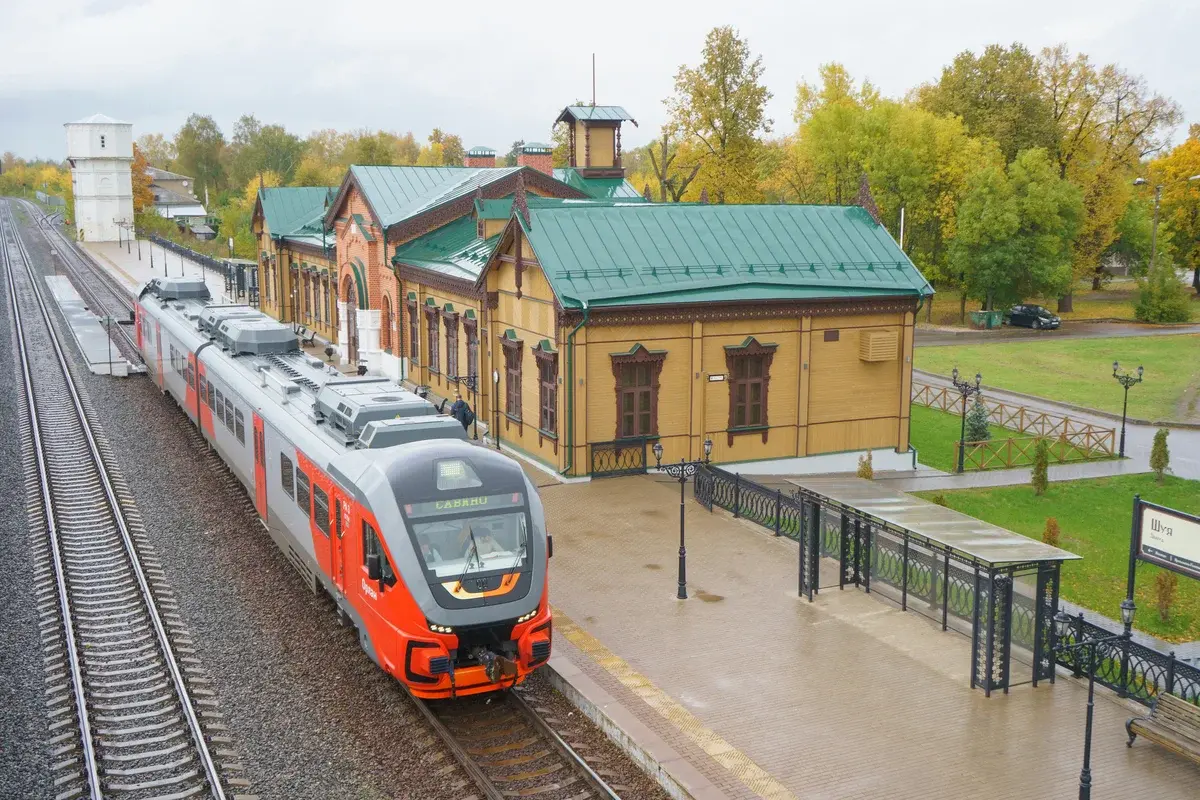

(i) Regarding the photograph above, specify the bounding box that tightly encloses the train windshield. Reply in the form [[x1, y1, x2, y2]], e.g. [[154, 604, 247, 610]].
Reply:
[[404, 492, 529, 579]]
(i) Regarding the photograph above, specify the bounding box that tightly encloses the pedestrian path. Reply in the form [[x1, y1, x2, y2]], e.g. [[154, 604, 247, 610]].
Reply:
[[544, 474, 1200, 799]]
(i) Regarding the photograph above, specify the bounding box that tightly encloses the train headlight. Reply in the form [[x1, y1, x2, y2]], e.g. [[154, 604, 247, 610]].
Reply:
[[427, 621, 455, 634], [436, 458, 482, 491], [516, 609, 538, 624]]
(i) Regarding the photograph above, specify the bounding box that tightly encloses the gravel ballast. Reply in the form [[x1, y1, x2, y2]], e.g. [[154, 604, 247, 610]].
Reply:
[[6, 203, 671, 800]]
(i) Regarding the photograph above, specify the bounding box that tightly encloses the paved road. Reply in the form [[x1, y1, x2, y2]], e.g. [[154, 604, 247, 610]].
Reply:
[[916, 320, 1200, 347]]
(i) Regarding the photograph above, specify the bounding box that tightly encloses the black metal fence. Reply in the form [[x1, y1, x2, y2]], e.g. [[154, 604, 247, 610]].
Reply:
[[693, 464, 1198, 706], [150, 235, 226, 275], [589, 438, 650, 477], [150, 236, 259, 305]]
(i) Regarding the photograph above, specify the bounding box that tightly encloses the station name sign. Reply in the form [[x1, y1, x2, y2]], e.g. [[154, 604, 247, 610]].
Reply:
[[1137, 502, 1200, 581]]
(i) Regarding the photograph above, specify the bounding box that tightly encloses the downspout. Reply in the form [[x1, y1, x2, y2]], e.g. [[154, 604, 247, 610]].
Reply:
[[560, 298, 589, 476]]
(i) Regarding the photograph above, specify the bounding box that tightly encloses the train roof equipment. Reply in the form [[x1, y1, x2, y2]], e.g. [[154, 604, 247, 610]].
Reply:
[[142, 275, 211, 302]]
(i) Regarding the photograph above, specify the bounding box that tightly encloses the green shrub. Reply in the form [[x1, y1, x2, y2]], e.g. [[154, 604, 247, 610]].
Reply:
[[1042, 517, 1060, 547], [930, 493, 948, 507], [1031, 439, 1049, 496], [1156, 570, 1178, 622], [1150, 428, 1170, 483], [965, 396, 991, 442], [1135, 263, 1191, 323], [857, 451, 874, 480]]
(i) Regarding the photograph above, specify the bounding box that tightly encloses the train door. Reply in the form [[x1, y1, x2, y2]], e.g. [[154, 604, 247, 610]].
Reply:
[[331, 489, 350, 594], [252, 414, 267, 520], [134, 303, 143, 350], [196, 361, 214, 438], [154, 322, 164, 390], [185, 353, 197, 419]]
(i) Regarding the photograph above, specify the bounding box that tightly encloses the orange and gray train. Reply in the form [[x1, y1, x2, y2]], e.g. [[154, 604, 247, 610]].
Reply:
[[134, 275, 551, 698]]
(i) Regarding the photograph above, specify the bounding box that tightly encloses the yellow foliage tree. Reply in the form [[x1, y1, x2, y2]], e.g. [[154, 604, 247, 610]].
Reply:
[[242, 171, 282, 207], [131, 145, 155, 214]]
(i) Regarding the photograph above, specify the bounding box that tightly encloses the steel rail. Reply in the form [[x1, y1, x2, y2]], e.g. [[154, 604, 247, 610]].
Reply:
[[2, 201, 227, 799], [408, 686, 623, 800], [18, 199, 140, 359], [3, 195, 103, 800], [506, 688, 623, 800]]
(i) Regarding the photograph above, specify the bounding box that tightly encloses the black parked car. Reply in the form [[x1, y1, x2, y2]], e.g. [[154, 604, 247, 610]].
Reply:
[[1004, 304, 1061, 329]]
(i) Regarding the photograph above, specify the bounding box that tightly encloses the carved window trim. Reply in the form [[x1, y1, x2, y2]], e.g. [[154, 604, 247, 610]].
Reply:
[[609, 345, 666, 440], [406, 298, 419, 364], [442, 306, 460, 379], [499, 332, 523, 430], [724, 337, 778, 446], [533, 342, 558, 452], [424, 303, 440, 374], [463, 314, 479, 383]]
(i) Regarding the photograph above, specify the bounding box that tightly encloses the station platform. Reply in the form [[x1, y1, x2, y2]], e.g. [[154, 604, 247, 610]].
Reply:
[[81, 239, 236, 304], [542, 474, 1200, 799], [44, 275, 133, 376]]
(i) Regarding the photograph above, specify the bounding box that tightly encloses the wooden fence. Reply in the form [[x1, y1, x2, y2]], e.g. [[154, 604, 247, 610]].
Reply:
[[912, 381, 1116, 470], [954, 434, 1114, 471], [911, 382, 1116, 455]]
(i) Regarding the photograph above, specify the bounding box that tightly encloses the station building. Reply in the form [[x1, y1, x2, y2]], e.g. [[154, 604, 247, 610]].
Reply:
[[248, 104, 932, 475], [251, 186, 338, 343]]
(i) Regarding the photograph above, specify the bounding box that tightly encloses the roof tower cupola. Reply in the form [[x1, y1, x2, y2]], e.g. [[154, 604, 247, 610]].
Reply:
[[554, 105, 637, 179]]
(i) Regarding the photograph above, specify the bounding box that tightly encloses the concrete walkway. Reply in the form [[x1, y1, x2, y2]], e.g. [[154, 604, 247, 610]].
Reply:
[[915, 370, 1200, 482], [544, 474, 1200, 799]]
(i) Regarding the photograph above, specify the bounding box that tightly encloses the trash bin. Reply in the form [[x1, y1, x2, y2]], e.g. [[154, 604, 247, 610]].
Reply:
[[968, 310, 1003, 329]]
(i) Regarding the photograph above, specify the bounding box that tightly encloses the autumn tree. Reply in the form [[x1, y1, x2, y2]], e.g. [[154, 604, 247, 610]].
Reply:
[[951, 148, 1082, 310], [227, 115, 304, 187], [343, 131, 397, 165], [1038, 45, 1183, 309], [135, 133, 175, 169], [428, 129, 465, 166], [919, 43, 1057, 164], [1147, 134, 1200, 293], [131, 145, 154, 214], [503, 140, 524, 167], [173, 114, 227, 198], [644, 128, 702, 202], [667, 26, 771, 202]]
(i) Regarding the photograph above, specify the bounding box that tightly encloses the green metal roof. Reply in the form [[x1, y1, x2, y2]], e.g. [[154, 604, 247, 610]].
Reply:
[[350, 213, 376, 242], [518, 203, 933, 310], [350, 165, 524, 229], [391, 215, 499, 282], [555, 105, 637, 125], [475, 198, 514, 220], [521, 142, 553, 153], [466, 146, 496, 156], [552, 168, 646, 201], [259, 186, 335, 236]]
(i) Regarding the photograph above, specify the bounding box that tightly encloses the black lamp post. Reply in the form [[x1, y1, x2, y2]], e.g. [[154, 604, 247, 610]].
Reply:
[[492, 369, 501, 451], [1111, 362, 1143, 459], [1053, 604, 1136, 800], [652, 438, 714, 600], [950, 367, 983, 474]]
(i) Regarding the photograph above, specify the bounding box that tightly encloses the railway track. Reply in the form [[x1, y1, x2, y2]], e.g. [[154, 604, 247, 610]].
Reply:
[[412, 688, 623, 800], [17, 199, 143, 367], [2, 200, 234, 799]]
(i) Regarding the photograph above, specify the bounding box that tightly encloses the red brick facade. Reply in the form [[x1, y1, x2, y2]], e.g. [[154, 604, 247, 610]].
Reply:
[[517, 152, 552, 176], [465, 154, 496, 168]]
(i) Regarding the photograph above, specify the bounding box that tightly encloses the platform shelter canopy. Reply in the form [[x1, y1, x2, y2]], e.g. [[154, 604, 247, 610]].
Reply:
[[791, 477, 1080, 567]]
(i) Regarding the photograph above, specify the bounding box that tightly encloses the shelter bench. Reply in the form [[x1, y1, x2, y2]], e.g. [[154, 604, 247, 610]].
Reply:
[[1126, 694, 1200, 764]]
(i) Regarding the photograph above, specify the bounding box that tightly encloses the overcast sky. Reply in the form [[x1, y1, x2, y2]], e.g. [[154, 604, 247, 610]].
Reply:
[[2, 0, 1197, 162]]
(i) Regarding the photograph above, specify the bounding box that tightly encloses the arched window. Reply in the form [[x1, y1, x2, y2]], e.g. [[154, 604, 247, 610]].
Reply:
[[380, 295, 393, 352]]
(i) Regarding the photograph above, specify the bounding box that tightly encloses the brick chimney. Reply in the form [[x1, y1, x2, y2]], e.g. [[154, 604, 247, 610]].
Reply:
[[465, 146, 496, 168], [517, 142, 553, 176]]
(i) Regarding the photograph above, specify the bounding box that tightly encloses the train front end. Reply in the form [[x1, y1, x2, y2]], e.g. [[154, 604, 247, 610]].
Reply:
[[346, 441, 552, 699]]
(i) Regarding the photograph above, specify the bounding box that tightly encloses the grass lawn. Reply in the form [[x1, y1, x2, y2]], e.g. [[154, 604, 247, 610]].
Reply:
[[921, 281, 1200, 326], [916, 474, 1200, 641], [914, 334, 1200, 422], [909, 406, 964, 472]]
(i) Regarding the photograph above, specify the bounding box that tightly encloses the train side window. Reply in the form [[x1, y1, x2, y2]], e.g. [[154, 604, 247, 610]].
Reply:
[[214, 388, 224, 424], [198, 373, 206, 399], [234, 410, 245, 445], [313, 486, 330, 536], [296, 469, 311, 517], [206, 382, 214, 409], [280, 453, 294, 498], [186, 364, 195, 389], [362, 522, 396, 587], [224, 398, 234, 431], [334, 499, 344, 539]]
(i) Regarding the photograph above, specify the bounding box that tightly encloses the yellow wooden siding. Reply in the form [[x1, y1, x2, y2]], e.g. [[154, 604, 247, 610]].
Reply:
[[808, 325, 903, 425], [808, 417, 898, 454]]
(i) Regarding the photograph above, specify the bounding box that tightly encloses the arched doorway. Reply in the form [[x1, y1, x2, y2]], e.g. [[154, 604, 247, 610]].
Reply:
[[342, 273, 359, 366]]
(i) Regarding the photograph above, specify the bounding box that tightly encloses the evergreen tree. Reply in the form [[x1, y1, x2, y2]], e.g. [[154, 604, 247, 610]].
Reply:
[[1031, 439, 1049, 495], [1150, 428, 1170, 483], [965, 396, 991, 442]]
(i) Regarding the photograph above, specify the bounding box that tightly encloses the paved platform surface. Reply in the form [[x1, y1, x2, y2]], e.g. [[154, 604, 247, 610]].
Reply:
[[543, 474, 1200, 799], [43, 275, 130, 375], [82, 239, 236, 304]]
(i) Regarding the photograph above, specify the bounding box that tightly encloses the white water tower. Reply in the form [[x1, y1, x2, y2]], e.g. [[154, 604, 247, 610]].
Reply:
[[65, 113, 133, 242]]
